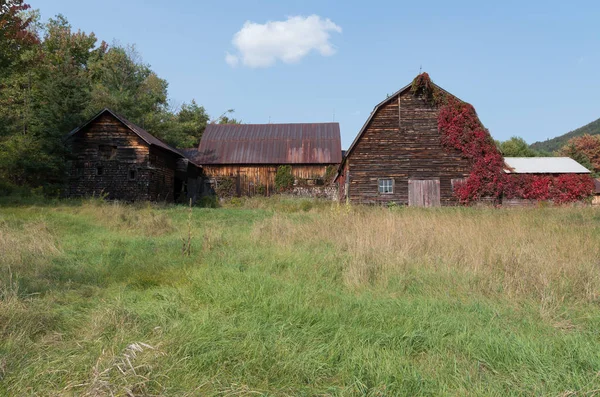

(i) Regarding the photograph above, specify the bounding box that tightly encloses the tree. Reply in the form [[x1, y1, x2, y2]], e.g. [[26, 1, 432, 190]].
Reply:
[[212, 109, 241, 125], [153, 100, 210, 148], [557, 134, 600, 176], [497, 136, 540, 157], [87, 44, 168, 124], [0, 0, 38, 74]]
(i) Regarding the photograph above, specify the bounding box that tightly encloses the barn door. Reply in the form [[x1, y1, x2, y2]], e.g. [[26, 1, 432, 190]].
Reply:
[[408, 179, 441, 207]]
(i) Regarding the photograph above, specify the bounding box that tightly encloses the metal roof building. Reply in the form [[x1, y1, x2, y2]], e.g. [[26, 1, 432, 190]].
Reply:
[[191, 123, 342, 165], [191, 123, 342, 197], [503, 157, 591, 174]]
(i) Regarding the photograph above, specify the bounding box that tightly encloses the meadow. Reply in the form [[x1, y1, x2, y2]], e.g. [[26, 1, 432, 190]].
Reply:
[[1, 196, 600, 396]]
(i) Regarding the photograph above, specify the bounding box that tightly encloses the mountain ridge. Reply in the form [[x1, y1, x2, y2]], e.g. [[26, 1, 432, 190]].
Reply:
[[531, 117, 600, 153]]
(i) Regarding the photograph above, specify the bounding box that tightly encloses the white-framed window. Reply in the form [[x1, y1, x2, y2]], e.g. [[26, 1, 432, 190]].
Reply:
[[378, 178, 394, 194]]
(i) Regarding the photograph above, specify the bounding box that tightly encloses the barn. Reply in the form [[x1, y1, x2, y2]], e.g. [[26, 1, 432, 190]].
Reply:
[[336, 75, 473, 206], [65, 108, 204, 202], [186, 123, 342, 197], [337, 73, 595, 206]]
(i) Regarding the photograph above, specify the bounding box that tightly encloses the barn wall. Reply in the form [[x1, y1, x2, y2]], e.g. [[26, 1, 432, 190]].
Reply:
[[204, 164, 335, 197], [148, 146, 177, 201], [344, 90, 472, 205], [67, 113, 179, 202]]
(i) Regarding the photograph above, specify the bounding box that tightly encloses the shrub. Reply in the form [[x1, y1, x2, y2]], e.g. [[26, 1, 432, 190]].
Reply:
[[197, 195, 219, 208], [275, 165, 294, 192], [255, 184, 266, 195], [214, 177, 236, 198]]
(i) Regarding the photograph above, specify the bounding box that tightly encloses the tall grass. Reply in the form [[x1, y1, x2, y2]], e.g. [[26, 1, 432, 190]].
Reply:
[[1, 198, 600, 395], [254, 206, 600, 305]]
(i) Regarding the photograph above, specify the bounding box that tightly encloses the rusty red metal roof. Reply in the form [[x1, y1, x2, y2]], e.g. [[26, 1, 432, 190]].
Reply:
[[193, 123, 342, 164]]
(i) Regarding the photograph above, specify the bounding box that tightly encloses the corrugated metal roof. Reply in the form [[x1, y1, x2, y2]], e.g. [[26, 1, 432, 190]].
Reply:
[[503, 157, 591, 174], [194, 123, 342, 164]]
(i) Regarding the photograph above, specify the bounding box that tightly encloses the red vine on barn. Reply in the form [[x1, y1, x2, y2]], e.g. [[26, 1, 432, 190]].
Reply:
[[410, 73, 594, 204]]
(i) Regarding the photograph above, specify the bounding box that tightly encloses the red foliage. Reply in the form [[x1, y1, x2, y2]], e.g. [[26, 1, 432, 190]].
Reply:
[[0, 1, 38, 45], [558, 134, 600, 173], [411, 73, 595, 205], [437, 96, 506, 202], [550, 174, 596, 204]]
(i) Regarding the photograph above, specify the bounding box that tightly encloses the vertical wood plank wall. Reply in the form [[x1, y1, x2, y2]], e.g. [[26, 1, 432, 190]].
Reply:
[[203, 164, 335, 196]]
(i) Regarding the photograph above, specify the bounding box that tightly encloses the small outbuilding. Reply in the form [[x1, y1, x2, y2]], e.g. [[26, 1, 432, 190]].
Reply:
[[502, 157, 592, 206], [503, 157, 591, 175], [187, 123, 342, 196], [593, 178, 600, 206], [65, 108, 203, 202]]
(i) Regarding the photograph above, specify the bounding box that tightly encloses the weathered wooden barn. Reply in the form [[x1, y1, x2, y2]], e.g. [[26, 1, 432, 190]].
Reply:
[[65, 109, 203, 202], [186, 123, 342, 196], [594, 178, 600, 206], [336, 79, 472, 206]]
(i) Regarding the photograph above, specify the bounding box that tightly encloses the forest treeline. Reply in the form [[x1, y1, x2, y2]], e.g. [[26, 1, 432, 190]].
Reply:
[[0, 1, 238, 193]]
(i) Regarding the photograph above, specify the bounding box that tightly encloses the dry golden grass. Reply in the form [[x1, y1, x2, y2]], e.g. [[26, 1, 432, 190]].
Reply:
[[253, 206, 600, 304]]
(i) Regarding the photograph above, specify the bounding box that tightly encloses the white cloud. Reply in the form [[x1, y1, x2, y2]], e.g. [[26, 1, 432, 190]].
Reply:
[[225, 15, 342, 68]]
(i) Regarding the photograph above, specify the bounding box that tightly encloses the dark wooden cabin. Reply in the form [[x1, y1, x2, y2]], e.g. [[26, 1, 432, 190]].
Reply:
[[186, 123, 342, 196], [65, 109, 203, 202], [336, 79, 473, 206]]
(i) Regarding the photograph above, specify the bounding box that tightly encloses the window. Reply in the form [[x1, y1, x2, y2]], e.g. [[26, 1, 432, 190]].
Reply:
[[129, 169, 137, 180], [378, 178, 394, 194], [96, 166, 104, 176]]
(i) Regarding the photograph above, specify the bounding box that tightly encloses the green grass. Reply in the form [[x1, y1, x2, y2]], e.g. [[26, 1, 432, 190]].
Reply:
[[1, 197, 600, 396]]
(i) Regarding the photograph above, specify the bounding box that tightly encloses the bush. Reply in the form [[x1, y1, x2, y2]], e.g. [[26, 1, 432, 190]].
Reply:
[[255, 184, 266, 195], [275, 166, 294, 192], [197, 195, 219, 208], [214, 177, 236, 198]]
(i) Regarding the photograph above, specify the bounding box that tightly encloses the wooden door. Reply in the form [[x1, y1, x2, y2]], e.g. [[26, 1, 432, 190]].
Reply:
[[408, 179, 441, 207]]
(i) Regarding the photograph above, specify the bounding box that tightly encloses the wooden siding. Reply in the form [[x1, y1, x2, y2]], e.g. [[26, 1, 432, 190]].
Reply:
[[343, 90, 472, 205], [204, 164, 335, 196], [67, 113, 180, 201]]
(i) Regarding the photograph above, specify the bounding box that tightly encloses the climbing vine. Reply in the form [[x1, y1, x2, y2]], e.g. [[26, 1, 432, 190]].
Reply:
[[410, 73, 595, 204]]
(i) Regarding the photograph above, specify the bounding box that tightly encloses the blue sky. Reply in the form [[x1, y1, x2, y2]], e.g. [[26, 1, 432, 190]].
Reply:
[[33, 0, 599, 148]]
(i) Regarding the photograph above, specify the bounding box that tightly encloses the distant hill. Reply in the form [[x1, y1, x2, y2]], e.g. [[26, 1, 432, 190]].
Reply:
[[531, 117, 600, 153]]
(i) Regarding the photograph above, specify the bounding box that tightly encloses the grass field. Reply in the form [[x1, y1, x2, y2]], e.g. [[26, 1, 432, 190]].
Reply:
[[1, 197, 600, 396]]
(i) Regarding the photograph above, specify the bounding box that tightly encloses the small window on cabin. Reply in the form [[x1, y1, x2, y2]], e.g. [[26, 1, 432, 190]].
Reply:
[[378, 178, 394, 194], [96, 166, 104, 176], [98, 145, 117, 160], [129, 169, 137, 180]]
